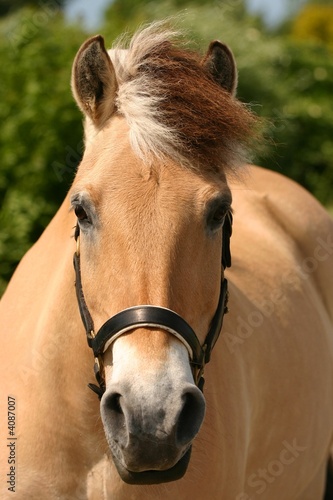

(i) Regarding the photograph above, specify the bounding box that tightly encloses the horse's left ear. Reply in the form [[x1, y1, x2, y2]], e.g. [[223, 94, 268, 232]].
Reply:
[[71, 35, 118, 129], [202, 41, 238, 95]]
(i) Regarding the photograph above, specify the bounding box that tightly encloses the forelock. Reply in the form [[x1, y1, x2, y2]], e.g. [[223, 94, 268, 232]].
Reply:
[[108, 21, 258, 173]]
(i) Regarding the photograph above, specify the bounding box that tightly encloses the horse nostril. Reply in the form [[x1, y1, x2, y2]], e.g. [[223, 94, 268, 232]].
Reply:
[[176, 386, 206, 447], [105, 392, 123, 415], [102, 392, 127, 444]]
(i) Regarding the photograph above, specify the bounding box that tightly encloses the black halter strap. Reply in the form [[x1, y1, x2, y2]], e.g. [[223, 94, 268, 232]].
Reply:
[[73, 211, 232, 398]]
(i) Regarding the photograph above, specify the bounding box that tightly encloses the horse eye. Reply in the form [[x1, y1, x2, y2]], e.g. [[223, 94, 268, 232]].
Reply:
[[74, 205, 88, 221], [211, 205, 227, 227]]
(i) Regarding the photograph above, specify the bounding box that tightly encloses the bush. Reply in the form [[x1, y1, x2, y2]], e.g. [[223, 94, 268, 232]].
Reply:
[[0, 8, 84, 293], [291, 4, 333, 47]]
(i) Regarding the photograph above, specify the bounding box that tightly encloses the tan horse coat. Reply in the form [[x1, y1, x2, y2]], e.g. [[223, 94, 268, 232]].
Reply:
[[1, 162, 333, 499]]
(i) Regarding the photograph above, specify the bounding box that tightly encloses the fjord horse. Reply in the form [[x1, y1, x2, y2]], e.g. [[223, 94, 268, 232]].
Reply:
[[1, 22, 333, 499]]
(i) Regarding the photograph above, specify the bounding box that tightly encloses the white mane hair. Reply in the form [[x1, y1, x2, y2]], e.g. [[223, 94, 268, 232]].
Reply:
[[108, 23, 183, 166]]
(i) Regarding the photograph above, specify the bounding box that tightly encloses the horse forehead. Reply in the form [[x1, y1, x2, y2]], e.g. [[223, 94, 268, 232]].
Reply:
[[80, 121, 214, 211]]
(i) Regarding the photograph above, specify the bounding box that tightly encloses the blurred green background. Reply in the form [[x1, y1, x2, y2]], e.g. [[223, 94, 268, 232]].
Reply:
[[0, 0, 332, 295]]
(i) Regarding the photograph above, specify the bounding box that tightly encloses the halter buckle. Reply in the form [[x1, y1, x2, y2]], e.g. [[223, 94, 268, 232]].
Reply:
[[87, 330, 96, 340], [88, 356, 106, 400]]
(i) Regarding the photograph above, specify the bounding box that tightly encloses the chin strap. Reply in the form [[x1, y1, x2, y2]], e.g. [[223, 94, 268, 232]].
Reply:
[[73, 211, 232, 399]]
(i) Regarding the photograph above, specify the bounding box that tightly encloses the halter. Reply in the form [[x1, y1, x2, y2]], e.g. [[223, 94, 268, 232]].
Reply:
[[73, 212, 232, 398]]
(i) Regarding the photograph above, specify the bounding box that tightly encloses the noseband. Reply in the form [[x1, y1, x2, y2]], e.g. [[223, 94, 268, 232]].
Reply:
[[73, 212, 232, 398]]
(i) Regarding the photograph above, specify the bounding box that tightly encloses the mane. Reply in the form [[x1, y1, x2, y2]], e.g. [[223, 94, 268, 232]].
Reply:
[[108, 21, 258, 173]]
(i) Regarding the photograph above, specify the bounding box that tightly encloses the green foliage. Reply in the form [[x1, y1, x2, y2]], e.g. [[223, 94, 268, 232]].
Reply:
[[226, 25, 333, 204], [291, 4, 333, 47], [102, 0, 250, 41], [0, 8, 84, 293], [0, 0, 67, 17]]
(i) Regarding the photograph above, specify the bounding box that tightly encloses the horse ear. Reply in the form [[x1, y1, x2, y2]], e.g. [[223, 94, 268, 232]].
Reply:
[[202, 41, 238, 95], [71, 35, 118, 128]]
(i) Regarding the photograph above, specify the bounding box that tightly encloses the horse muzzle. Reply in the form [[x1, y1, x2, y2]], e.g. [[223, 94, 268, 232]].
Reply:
[[111, 447, 193, 485], [100, 381, 205, 484]]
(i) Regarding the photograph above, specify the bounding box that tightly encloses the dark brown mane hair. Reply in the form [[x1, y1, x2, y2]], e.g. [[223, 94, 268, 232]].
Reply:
[[112, 24, 259, 173]]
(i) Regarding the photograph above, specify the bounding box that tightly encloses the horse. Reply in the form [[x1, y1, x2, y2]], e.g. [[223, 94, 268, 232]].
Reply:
[[1, 21, 333, 499]]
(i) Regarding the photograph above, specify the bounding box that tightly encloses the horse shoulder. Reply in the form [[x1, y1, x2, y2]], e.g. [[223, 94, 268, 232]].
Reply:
[[223, 166, 333, 497], [231, 165, 333, 312]]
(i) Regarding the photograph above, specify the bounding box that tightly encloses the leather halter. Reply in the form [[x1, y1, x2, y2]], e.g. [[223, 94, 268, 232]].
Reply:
[[73, 212, 232, 398]]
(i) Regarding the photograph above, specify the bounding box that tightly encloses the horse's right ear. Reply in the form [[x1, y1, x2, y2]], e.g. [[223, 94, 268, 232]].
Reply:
[[71, 35, 118, 129]]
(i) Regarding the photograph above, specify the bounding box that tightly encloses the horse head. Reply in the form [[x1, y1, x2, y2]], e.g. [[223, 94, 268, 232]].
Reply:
[[70, 24, 255, 484]]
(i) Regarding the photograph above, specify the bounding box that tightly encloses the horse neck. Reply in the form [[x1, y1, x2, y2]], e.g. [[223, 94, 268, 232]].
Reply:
[[1, 196, 93, 399]]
